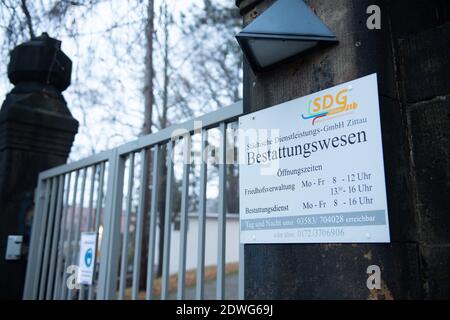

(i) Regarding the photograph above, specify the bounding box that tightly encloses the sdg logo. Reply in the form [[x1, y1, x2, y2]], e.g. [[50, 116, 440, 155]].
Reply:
[[301, 88, 358, 125]]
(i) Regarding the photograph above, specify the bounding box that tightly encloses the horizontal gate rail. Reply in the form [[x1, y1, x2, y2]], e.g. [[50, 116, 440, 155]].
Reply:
[[117, 101, 242, 156], [24, 101, 244, 300]]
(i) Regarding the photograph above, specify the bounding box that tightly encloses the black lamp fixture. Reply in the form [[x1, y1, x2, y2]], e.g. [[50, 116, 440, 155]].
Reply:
[[236, 0, 338, 71]]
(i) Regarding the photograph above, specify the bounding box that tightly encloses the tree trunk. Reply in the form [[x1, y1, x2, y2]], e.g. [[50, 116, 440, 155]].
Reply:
[[156, 2, 171, 278], [143, 0, 154, 136], [140, 0, 154, 290]]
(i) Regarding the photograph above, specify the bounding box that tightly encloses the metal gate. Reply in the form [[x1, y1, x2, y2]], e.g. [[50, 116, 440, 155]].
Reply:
[[23, 102, 244, 300]]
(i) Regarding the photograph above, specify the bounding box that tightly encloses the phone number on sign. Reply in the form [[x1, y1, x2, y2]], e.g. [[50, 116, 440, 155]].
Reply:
[[297, 228, 345, 238], [296, 215, 344, 225]]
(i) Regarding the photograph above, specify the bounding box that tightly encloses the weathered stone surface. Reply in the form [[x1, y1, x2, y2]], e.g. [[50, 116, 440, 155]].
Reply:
[[378, 97, 417, 243], [235, 0, 265, 15], [398, 23, 450, 103], [0, 84, 78, 156], [388, 0, 450, 38], [408, 97, 450, 244], [238, 0, 450, 300], [420, 245, 450, 299], [245, 243, 421, 299]]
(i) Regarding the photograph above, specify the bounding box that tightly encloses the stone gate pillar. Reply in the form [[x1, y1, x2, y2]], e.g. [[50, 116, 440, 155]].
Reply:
[[236, 0, 450, 299], [0, 33, 78, 299]]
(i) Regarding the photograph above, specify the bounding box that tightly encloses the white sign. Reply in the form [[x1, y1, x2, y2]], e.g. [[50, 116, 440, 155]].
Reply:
[[239, 74, 390, 243], [77, 232, 97, 285]]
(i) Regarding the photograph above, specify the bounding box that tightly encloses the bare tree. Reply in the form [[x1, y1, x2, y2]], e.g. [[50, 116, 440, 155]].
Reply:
[[181, 0, 243, 111], [142, 0, 154, 136], [1, 0, 244, 293], [155, 1, 171, 278], [139, 0, 154, 290]]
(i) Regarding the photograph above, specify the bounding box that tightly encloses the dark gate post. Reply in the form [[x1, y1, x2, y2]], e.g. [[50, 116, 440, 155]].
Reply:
[[236, 0, 450, 299], [0, 33, 78, 299]]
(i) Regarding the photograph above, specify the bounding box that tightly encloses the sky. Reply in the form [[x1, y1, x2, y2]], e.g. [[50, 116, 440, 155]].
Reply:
[[0, 0, 225, 160], [0, 0, 242, 202]]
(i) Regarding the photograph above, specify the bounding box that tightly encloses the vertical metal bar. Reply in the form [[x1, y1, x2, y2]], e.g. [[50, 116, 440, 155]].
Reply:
[[196, 129, 208, 300], [79, 165, 97, 300], [97, 150, 126, 300], [86, 165, 97, 232], [119, 154, 135, 300], [23, 178, 47, 299], [145, 146, 160, 300], [238, 244, 245, 300], [132, 149, 149, 300], [46, 174, 65, 299], [161, 141, 174, 300], [38, 177, 57, 299], [67, 167, 87, 300], [217, 122, 227, 300], [61, 170, 79, 299], [67, 168, 87, 300], [236, 119, 245, 301], [177, 135, 191, 300], [53, 173, 72, 299], [31, 179, 52, 299], [74, 168, 87, 300], [88, 161, 105, 300]]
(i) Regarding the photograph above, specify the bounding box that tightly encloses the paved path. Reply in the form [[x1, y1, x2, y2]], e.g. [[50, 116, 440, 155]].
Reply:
[[168, 273, 239, 300]]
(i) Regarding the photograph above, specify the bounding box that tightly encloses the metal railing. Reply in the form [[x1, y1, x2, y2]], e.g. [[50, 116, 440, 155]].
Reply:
[[23, 101, 244, 300]]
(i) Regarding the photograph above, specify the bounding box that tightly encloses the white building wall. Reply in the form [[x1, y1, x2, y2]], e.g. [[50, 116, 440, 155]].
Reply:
[[155, 214, 240, 274]]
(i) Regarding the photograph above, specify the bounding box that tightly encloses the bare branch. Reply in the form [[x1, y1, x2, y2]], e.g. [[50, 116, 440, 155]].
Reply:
[[20, 0, 34, 38]]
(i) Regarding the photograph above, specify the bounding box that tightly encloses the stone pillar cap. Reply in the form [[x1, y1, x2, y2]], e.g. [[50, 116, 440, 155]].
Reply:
[[7, 33, 72, 91]]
